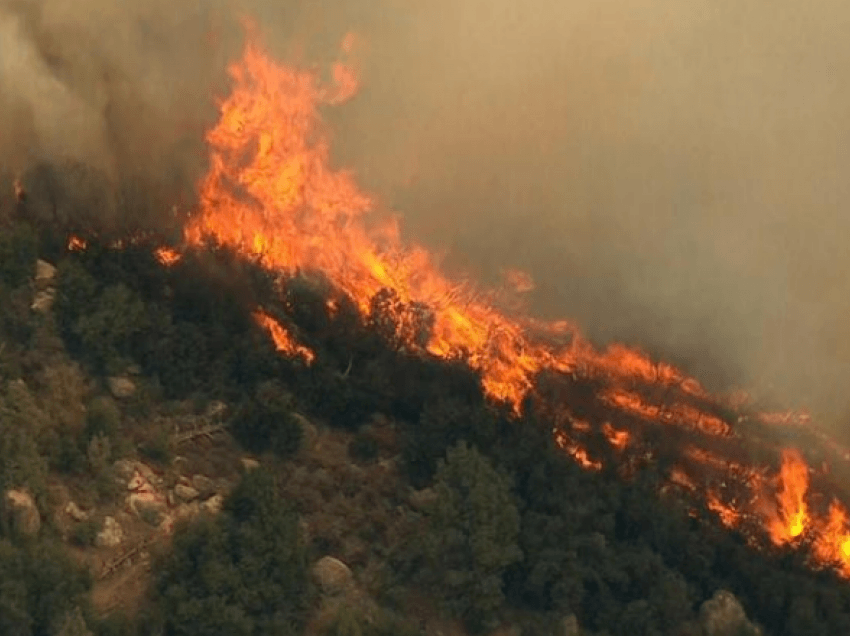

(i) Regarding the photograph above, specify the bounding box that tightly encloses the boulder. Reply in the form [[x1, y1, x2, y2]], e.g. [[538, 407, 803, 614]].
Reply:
[[191, 474, 215, 496], [107, 376, 136, 399], [35, 259, 56, 285], [700, 590, 761, 636], [312, 556, 354, 596], [31, 288, 56, 313], [95, 516, 123, 548], [173, 484, 199, 502], [201, 494, 224, 514], [65, 501, 89, 522], [128, 492, 167, 522], [5, 489, 40, 536], [241, 457, 260, 472]]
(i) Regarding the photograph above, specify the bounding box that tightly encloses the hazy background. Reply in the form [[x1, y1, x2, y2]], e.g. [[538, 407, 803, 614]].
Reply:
[[1, 0, 850, 424]]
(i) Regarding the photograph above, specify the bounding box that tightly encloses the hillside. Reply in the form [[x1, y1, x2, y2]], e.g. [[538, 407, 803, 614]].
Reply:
[[1, 191, 850, 636]]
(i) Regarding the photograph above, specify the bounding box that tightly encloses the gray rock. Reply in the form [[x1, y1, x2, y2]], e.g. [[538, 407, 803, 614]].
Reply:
[[700, 590, 761, 636], [174, 484, 200, 502], [191, 474, 215, 496], [241, 457, 260, 472], [107, 376, 136, 399], [31, 288, 56, 313], [201, 494, 224, 514], [312, 556, 354, 596], [64, 501, 89, 522], [4, 489, 40, 536], [129, 495, 167, 522], [95, 516, 123, 548], [35, 259, 56, 284]]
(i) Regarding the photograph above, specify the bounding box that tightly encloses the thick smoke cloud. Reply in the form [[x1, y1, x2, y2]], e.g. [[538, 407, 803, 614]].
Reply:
[[1, 0, 849, 425]]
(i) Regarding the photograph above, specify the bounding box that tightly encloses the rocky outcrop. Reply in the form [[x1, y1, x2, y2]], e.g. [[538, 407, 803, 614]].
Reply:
[[95, 516, 123, 548], [240, 457, 260, 472], [126, 464, 167, 522], [35, 259, 56, 285], [31, 260, 57, 313], [5, 489, 41, 535], [191, 474, 215, 497], [201, 494, 224, 514], [65, 501, 89, 522], [173, 484, 199, 502], [312, 556, 354, 596], [700, 590, 762, 636]]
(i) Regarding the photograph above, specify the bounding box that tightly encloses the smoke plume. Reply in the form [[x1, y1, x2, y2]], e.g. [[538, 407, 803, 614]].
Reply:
[[1, 0, 849, 426]]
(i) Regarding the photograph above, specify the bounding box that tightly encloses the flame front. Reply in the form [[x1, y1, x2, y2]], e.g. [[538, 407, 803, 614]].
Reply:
[[180, 26, 850, 580]]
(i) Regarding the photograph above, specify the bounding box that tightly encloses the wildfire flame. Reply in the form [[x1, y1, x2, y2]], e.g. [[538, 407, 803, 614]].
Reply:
[[769, 448, 810, 544], [48, 24, 850, 581], [68, 236, 87, 251], [252, 310, 315, 364]]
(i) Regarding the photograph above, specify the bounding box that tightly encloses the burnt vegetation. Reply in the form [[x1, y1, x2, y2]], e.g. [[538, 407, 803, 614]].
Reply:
[[2, 182, 850, 635]]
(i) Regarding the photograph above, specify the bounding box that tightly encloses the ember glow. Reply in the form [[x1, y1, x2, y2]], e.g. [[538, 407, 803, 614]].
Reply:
[[179, 27, 850, 579], [67, 235, 87, 251]]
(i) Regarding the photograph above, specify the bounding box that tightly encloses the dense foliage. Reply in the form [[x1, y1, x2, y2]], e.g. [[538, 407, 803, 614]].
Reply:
[[0, 540, 91, 636], [419, 441, 523, 632], [152, 469, 311, 636]]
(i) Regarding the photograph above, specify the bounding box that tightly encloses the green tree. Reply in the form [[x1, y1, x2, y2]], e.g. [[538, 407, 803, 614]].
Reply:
[[421, 441, 522, 632], [154, 469, 310, 636], [0, 539, 91, 636]]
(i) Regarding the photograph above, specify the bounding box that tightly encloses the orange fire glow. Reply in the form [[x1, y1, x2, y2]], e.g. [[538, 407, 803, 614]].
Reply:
[[67, 236, 87, 251], [154, 247, 182, 266], [768, 448, 810, 544], [178, 25, 850, 580], [602, 422, 630, 450], [252, 310, 315, 364]]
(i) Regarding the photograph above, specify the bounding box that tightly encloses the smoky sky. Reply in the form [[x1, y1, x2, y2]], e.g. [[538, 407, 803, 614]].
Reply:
[[2, 0, 850, 424]]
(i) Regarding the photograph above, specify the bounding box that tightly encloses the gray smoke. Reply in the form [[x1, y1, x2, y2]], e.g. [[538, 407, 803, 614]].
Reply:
[[1, 0, 849, 427]]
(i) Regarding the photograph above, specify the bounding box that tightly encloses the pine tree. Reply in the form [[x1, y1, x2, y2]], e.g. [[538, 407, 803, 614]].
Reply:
[[422, 441, 522, 632]]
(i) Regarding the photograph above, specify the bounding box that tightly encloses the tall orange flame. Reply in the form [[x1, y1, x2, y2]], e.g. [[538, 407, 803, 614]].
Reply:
[[179, 26, 850, 580], [768, 449, 810, 544]]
